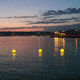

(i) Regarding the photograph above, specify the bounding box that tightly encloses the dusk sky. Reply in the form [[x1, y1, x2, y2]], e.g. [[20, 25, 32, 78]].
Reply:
[[0, 0, 80, 31]]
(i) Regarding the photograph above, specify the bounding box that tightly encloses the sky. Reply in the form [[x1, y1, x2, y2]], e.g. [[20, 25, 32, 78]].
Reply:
[[0, 0, 80, 16], [0, 0, 80, 31]]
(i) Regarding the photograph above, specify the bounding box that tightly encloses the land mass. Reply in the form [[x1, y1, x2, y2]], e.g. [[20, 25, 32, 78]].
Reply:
[[0, 30, 80, 38]]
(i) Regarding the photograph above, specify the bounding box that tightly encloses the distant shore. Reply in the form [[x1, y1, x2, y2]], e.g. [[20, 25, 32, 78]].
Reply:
[[0, 30, 80, 38], [0, 31, 54, 36], [50, 35, 80, 38]]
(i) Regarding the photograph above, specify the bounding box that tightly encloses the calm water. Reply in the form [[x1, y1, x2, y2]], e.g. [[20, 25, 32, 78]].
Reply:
[[0, 36, 80, 80]]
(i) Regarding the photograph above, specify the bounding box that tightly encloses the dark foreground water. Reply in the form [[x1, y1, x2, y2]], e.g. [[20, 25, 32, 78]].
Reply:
[[0, 36, 80, 80]]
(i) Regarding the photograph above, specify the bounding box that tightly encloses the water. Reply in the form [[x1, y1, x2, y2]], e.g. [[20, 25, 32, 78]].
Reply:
[[0, 36, 80, 80]]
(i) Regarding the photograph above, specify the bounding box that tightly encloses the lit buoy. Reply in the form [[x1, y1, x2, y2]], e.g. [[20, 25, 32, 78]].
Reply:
[[12, 49, 16, 53], [38, 49, 42, 53], [60, 49, 64, 53]]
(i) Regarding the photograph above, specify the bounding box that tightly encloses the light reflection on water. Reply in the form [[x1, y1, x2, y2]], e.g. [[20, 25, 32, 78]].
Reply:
[[0, 36, 79, 80]]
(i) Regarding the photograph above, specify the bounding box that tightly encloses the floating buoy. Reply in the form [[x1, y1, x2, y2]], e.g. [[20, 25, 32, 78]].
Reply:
[[12, 49, 16, 53], [60, 49, 64, 53], [38, 49, 42, 53]]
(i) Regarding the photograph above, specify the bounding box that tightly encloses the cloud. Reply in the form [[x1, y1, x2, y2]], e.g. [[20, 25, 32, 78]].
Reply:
[[43, 8, 80, 16], [71, 16, 80, 22], [28, 15, 80, 27], [0, 7, 80, 28], [43, 10, 56, 16], [14, 16, 37, 18], [43, 16, 55, 20], [0, 16, 38, 18], [22, 21, 32, 23], [29, 20, 67, 24], [29, 18, 72, 24]]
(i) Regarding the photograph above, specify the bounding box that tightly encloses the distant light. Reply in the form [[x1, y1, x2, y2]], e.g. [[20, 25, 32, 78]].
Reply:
[[54, 31, 58, 34], [63, 30, 65, 32], [38, 49, 42, 53], [38, 32, 40, 34]]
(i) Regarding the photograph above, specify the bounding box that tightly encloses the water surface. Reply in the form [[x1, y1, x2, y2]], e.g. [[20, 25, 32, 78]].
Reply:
[[0, 36, 80, 80]]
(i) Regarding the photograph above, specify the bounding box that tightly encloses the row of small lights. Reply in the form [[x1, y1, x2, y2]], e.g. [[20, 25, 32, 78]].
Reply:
[[12, 48, 64, 57]]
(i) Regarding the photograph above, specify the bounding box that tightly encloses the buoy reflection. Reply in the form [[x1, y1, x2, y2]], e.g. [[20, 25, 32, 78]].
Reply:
[[60, 52, 64, 57], [12, 52, 16, 59], [38, 52, 42, 57]]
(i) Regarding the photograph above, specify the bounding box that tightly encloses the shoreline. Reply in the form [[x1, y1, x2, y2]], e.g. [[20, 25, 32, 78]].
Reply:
[[50, 35, 80, 38]]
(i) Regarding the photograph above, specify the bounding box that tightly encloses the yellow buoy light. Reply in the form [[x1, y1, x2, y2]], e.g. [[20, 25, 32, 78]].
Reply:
[[38, 49, 42, 53], [12, 49, 16, 53], [60, 49, 64, 53]]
